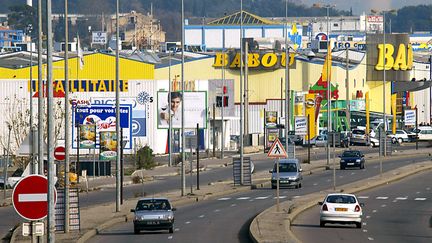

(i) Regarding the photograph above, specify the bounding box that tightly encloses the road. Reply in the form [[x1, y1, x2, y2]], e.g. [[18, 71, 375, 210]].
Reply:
[[292, 170, 432, 243], [87, 147, 431, 243]]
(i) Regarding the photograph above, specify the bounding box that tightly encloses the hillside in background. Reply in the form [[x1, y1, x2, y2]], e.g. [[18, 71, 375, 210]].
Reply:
[[1, 0, 431, 42]]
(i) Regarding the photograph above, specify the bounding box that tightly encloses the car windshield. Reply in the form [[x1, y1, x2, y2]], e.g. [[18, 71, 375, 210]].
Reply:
[[342, 151, 360, 157], [352, 130, 365, 135], [275, 163, 297, 172], [136, 199, 171, 211], [326, 195, 357, 204]]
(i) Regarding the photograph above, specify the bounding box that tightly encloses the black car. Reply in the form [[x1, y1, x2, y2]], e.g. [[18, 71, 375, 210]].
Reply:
[[339, 150, 365, 170]]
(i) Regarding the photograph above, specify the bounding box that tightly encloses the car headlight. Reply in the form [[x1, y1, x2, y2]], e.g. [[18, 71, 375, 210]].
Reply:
[[356, 159, 361, 162], [340, 159, 345, 162]]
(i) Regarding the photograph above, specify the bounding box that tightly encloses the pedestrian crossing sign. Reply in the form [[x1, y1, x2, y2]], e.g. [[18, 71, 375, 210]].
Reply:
[[267, 138, 288, 158]]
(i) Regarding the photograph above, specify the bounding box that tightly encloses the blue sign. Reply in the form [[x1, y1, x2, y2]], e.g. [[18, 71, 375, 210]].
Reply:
[[74, 105, 130, 128]]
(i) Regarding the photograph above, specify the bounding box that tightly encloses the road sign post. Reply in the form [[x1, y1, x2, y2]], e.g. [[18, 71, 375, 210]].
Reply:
[[267, 138, 288, 212]]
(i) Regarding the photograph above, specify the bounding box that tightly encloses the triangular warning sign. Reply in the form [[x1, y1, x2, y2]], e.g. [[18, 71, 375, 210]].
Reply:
[[267, 138, 288, 158]]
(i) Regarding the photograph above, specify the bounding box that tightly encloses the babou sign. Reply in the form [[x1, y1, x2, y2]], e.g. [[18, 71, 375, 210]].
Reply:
[[366, 33, 413, 82], [213, 51, 295, 70]]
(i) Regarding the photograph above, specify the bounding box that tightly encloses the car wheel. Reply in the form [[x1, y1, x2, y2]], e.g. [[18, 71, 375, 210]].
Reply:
[[398, 138, 403, 144], [370, 142, 375, 147], [169, 227, 174, 234], [320, 221, 325, 227], [299, 183, 302, 188], [134, 228, 140, 234], [340, 165, 345, 170], [356, 222, 362, 228]]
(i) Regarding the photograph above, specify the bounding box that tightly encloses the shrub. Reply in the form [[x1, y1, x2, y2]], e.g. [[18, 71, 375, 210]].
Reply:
[[136, 145, 156, 170]]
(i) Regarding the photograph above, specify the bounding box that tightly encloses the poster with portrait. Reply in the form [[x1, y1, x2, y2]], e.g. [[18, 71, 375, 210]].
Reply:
[[157, 91, 207, 129], [265, 111, 278, 128], [99, 131, 117, 160], [79, 124, 96, 148]]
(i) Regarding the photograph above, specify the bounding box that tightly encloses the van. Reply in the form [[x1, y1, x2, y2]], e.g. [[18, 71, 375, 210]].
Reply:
[[269, 159, 303, 189]]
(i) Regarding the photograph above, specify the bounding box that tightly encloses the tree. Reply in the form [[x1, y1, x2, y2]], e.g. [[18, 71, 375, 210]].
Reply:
[[7, 5, 37, 37]]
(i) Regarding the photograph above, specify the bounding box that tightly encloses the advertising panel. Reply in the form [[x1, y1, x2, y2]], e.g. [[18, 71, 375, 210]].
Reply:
[[92, 31, 108, 44], [295, 116, 307, 135], [265, 111, 278, 128], [79, 124, 96, 149], [73, 105, 132, 149], [157, 91, 207, 129], [404, 109, 416, 126], [366, 34, 413, 82], [99, 131, 117, 160], [266, 128, 279, 150]]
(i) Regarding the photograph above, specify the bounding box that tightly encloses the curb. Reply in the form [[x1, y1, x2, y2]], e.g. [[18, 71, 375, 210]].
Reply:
[[249, 156, 432, 243]]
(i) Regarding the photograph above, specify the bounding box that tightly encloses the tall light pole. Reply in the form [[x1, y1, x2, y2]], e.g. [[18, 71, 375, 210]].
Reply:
[[37, 0, 44, 176], [27, 24, 34, 174], [115, 0, 121, 212], [46, 0, 56, 240], [64, 0, 70, 232], [181, 0, 186, 195], [284, 0, 291, 157], [168, 51, 172, 167], [239, 0, 244, 185]]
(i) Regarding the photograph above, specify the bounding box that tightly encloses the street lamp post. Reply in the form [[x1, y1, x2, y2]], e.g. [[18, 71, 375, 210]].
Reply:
[[284, 0, 291, 157]]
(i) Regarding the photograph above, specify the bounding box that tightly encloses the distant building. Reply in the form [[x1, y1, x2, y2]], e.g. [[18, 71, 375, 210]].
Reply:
[[0, 27, 25, 52]]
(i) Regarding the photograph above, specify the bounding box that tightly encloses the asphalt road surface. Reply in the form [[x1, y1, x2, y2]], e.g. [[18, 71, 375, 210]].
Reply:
[[292, 170, 432, 243], [88, 148, 431, 243]]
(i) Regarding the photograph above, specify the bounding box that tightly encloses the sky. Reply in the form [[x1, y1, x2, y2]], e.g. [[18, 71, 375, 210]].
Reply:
[[299, 0, 431, 15]]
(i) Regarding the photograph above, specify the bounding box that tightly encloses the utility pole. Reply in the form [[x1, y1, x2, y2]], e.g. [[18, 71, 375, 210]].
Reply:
[[239, 0, 244, 185], [326, 5, 332, 168], [64, 0, 70, 233], [221, 50, 225, 159], [244, 41, 249, 139], [37, 0, 43, 176], [46, 0, 56, 241], [284, 0, 291, 157], [181, 0, 186, 195], [346, 48, 350, 130]]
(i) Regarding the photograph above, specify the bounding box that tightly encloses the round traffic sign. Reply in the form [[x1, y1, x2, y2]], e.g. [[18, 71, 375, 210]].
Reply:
[[12, 175, 57, 221], [54, 146, 65, 160]]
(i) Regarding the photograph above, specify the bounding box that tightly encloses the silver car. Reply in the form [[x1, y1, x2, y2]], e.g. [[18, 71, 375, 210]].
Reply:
[[270, 159, 303, 189], [131, 198, 176, 234]]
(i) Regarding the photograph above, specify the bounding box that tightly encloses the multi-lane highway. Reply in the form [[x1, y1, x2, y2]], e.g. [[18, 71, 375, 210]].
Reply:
[[292, 170, 432, 243], [87, 146, 431, 243]]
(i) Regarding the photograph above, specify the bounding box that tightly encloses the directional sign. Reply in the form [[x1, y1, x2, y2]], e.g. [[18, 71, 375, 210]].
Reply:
[[267, 138, 288, 158], [54, 146, 65, 161], [12, 175, 57, 221]]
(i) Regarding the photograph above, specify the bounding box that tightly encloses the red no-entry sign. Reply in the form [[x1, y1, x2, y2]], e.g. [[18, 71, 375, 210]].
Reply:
[[54, 146, 65, 161], [12, 175, 57, 221]]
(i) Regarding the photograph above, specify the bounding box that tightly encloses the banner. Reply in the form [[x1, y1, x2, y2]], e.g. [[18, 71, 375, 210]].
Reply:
[[265, 111, 278, 128], [157, 91, 207, 129], [79, 124, 96, 149], [404, 109, 416, 126], [295, 116, 307, 135], [99, 131, 117, 160], [92, 31, 107, 44]]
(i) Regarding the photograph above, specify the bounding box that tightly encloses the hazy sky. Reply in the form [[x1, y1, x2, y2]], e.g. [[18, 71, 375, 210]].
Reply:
[[299, 0, 431, 15]]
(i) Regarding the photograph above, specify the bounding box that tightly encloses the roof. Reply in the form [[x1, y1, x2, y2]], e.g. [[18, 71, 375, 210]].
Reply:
[[0, 51, 63, 69], [207, 10, 277, 25]]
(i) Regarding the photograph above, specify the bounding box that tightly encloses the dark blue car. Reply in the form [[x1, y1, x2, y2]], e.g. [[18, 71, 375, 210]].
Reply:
[[339, 150, 365, 170]]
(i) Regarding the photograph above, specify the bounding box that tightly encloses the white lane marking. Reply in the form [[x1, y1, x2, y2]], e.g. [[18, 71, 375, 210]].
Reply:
[[199, 215, 205, 218], [416, 191, 421, 194], [395, 197, 407, 200], [372, 210, 377, 213], [168, 236, 173, 240], [231, 204, 236, 207], [392, 200, 397, 203], [363, 222, 367, 226], [313, 183, 318, 186], [376, 197, 388, 200], [426, 187, 430, 191], [293, 196, 301, 199], [366, 215, 371, 219], [358, 196, 369, 199], [415, 198, 427, 201], [326, 179, 331, 182], [368, 237, 374, 241], [185, 221, 191, 224], [363, 229, 368, 233], [218, 197, 231, 201], [237, 197, 250, 200], [255, 196, 269, 200], [214, 209, 221, 212], [381, 204, 387, 207], [249, 199, 254, 202], [174, 228, 180, 232], [274, 196, 287, 199], [351, 172, 356, 175], [339, 176, 344, 178], [18, 193, 47, 202]]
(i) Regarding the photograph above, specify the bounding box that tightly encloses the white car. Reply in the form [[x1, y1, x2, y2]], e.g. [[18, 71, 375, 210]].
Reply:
[[319, 193, 363, 228]]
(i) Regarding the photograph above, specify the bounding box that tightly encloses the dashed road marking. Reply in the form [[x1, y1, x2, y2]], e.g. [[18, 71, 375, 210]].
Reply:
[[175, 228, 180, 232], [199, 215, 205, 218], [237, 197, 250, 200], [366, 215, 371, 219], [395, 197, 407, 200], [313, 183, 318, 186], [363, 222, 367, 225], [293, 196, 301, 199], [415, 198, 427, 201], [218, 197, 231, 201], [376, 196, 388, 200], [381, 204, 387, 207], [358, 196, 369, 199], [185, 221, 191, 224], [168, 236, 173, 240], [274, 196, 287, 199], [372, 210, 377, 213], [231, 204, 236, 207], [363, 229, 368, 233], [368, 237, 374, 241], [426, 187, 430, 191], [255, 196, 269, 200], [214, 209, 221, 212], [392, 200, 397, 202], [416, 191, 421, 194], [351, 172, 356, 175], [326, 179, 331, 182]]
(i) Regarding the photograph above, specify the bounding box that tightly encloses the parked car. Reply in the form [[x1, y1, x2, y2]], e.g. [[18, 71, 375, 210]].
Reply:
[[414, 126, 432, 141], [269, 159, 303, 189], [339, 150, 365, 170], [319, 193, 364, 228], [350, 129, 369, 146], [388, 130, 411, 144], [315, 135, 327, 147], [131, 197, 176, 234]]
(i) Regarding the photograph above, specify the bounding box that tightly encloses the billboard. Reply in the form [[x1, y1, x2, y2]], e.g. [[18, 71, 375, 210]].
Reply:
[[157, 91, 207, 129], [99, 131, 117, 160], [265, 111, 278, 128], [92, 31, 108, 44], [295, 116, 307, 135], [79, 124, 96, 149], [366, 34, 413, 82], [404, 109, 416, 126], [73, 105, 132, 149]]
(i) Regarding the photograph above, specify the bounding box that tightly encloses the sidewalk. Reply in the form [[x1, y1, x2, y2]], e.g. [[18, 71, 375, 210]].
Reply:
[[11, 145, 427, 242]]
